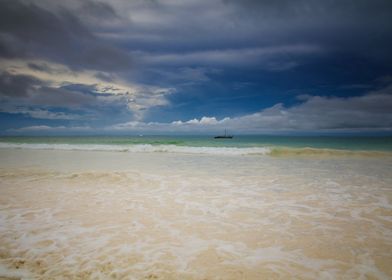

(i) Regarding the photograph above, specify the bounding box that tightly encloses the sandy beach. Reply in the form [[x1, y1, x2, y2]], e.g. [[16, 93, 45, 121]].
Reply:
[[2, 0, 392, 278], [0, 148, 391, 279]]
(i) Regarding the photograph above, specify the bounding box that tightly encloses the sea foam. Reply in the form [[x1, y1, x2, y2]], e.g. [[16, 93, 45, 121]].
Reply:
[[1, 148, 392, 279], [1, 142, 391, 157], [0, 142, 271, 155]]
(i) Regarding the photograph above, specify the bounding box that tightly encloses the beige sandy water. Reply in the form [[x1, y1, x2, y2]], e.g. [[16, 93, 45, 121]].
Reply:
[[0, 148, 391, 279]]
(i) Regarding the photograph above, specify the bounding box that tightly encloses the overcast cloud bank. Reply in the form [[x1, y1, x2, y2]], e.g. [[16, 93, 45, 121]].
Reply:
[[1, 0, 392, 134]]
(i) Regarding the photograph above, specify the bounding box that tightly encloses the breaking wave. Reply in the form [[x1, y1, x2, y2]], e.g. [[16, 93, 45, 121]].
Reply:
[[1, 142, 391, 157], [0, 142, 271, 155]]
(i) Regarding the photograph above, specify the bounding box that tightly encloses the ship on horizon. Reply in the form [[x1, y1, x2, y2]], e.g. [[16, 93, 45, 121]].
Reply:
[[214, 129, 233, 139]]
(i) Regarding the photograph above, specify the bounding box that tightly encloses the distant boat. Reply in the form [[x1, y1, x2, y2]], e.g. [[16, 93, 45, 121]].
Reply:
[[214, 129, 233, 139]]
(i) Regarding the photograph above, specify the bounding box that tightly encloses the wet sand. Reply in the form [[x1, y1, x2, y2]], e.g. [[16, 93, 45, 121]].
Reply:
[[0, 148, 391, 279]]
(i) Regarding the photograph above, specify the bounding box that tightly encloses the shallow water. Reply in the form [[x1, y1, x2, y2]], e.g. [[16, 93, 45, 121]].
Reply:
[[1, 135, 392, 152], [0, 149, 391, 279]]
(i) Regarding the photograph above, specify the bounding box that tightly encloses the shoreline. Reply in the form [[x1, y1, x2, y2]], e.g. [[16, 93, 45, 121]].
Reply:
[[1, 144, 392, 159]]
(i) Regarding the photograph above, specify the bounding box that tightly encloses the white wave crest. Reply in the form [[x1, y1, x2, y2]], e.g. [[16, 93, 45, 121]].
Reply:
[[0, 143, 271, 156]]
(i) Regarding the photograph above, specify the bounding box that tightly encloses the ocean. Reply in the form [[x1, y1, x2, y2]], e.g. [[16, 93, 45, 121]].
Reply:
[[1, 135, 392, 156], [0, 135, 391, 279]]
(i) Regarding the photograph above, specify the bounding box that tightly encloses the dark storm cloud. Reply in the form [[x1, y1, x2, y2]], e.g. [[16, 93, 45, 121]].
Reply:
[[80, 0, 118, 20], [0, 71, 43, 97], [224, 0, 392, 16], [0, 71, 140, 127], [0, 0, 131, 71], [94, 72, 115, 82], [0, 71, 146, 123], [222, 0, 392, 58], [0, 72, 99, 112], [29, 86, 96, 107], [27, 62, 55, 73], [118, 0, 392, 67], [222, 0, 392, 29], [0, 71, 95, 107], [1, 0, 392, 134]]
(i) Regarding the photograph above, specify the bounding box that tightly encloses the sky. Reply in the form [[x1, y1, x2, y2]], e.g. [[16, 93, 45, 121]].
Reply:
[[0, 0, 392, 135]]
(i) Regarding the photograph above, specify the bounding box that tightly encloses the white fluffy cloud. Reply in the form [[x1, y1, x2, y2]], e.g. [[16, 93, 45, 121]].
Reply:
[[172, 117, 230, 125]]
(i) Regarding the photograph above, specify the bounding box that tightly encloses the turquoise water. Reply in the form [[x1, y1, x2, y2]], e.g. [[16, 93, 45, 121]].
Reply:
[[0, 135, 391, 151]]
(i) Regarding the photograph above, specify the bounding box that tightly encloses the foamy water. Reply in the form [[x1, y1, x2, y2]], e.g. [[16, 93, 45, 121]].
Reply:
[[0, 148, 391, 279], [1, 142, 391, 158], [0, 142, 271, 156]]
